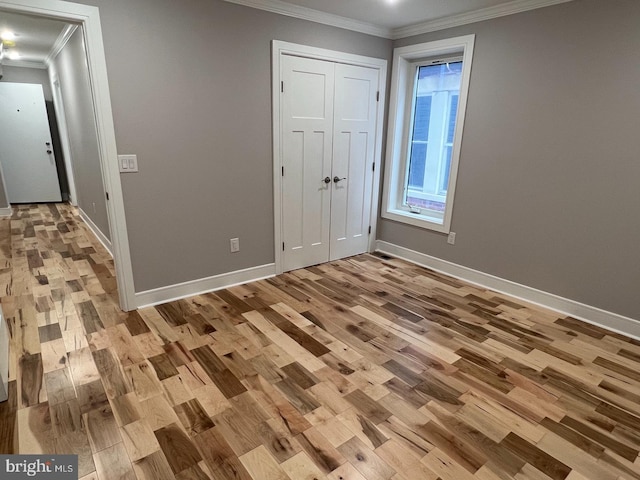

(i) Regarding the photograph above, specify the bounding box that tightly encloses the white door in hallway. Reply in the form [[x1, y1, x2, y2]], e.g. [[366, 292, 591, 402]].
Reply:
[[0, 82, 62, 203], [280, 55, 379, 271]]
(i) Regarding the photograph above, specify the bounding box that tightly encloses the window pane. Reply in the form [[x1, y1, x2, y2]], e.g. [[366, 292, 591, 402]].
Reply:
[[407, 142, 427, 189], [412, 96, 431, 142], [405, 61, 462, 207], [407, 95, 431, 191]]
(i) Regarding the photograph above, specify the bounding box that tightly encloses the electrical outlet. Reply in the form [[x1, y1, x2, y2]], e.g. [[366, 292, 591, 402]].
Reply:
[[447, 232, 456, 245], [230, 238, 240, 253]]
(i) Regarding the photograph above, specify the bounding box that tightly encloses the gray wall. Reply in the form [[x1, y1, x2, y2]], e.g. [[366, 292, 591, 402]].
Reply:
[[51, 27, 110, 240], [0, 65, 52, 100], [62, 0, 639, 323], [380, 0, 640, 319], [77, 0, 391, 291]]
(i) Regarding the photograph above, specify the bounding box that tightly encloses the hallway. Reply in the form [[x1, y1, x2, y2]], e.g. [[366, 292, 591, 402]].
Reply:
[[1, 204, 122, 473]]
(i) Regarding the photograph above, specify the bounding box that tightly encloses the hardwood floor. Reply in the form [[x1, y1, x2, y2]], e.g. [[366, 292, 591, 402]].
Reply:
[[2, 203, 640, 480]]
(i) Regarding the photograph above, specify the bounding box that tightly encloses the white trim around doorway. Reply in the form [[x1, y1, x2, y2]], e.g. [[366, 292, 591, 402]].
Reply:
[[0, 0, 136, 311], [0, 154, 11, 216], [271, 40, 387, 275]]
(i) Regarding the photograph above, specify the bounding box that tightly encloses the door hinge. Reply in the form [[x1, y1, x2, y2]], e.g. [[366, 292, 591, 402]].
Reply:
[[282, 166, 284, 176], [105, 192, 109, 201], [282, 242, 285, 251], [368, 226, 372, 235], [281, 81, 284, 93], [376, 91, 379, 102], [372, 163, 375, 172]]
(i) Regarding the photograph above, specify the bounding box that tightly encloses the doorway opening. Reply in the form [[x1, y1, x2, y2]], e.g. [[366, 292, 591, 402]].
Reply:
[[0, 0, 135, 311]]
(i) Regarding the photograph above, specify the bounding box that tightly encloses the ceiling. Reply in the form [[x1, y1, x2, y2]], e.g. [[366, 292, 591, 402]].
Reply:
[[0, 0, 570, 67], [0, 11, 69, 67]]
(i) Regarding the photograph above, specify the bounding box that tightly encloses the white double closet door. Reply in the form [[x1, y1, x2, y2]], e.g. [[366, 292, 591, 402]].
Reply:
[[281, 55, 379, 272]]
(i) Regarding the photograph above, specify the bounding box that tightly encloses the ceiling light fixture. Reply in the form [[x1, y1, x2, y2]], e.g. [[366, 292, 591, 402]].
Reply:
[[0, 31, 16, 41], [8, 51, 20, 60]]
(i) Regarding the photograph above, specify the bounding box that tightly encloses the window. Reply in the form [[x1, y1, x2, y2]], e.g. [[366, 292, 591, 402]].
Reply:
[[382, 35, 475, 233]]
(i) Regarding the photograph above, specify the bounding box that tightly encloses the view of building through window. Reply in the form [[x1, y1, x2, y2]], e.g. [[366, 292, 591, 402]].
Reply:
[[405, 61, 462, 215]]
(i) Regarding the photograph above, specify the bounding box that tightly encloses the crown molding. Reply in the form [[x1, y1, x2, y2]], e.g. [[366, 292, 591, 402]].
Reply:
[[391, 0, 575, 39], [45, 24, 78, 66], [1, 58, 46, 69], [224, 0, 574, 40], [222, 0, 392, 38]]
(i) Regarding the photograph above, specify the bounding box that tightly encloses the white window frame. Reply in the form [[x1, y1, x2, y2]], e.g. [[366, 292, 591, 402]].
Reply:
[[382, 35, 475, 233]]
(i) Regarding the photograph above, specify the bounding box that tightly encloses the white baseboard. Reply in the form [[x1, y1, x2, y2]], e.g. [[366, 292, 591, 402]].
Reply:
[[135, 263, 276, 309], [375, 240, 640, 341], [0, 206, 12, 217], [79, 208, 113, 257]]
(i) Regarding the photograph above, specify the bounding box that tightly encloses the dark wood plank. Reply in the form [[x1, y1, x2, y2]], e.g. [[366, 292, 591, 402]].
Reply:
[[500, 432, 571, 480], [76, 300, 104, 335], [155, 423, 203, 474], [174, 399, 215, 436], [148, 353, 180, 381], [344, 389, 392, 424], [0, 381, 17, 453], [19, 352, 44, 407], [191, 345, 247, 399], [124, 310, 151, 336]]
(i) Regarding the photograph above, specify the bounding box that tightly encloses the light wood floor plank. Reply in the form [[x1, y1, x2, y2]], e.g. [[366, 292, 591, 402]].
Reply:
[[2, 203, 640, 480]]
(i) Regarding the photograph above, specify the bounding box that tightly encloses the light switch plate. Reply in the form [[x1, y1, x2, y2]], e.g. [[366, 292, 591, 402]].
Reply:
[[118, 154, 138, 173]]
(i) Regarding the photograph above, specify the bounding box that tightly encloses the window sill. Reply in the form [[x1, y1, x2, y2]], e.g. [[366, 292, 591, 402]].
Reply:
[[382, 208, 449, 233]]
